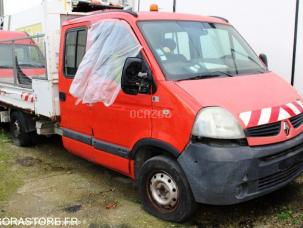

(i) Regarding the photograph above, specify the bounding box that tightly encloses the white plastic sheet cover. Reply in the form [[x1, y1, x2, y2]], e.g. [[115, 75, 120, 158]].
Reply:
[[70, 19, 142, 106]]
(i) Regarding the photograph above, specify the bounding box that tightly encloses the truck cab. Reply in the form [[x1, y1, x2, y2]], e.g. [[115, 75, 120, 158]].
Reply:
[[56, 11, 303, 222], [0, 31, 45, 85]]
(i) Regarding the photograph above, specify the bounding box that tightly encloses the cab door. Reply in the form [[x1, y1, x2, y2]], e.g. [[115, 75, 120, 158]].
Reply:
[[90, 21, 152, 175], [91, 89, 152, 175], [59, 25, 94, 161]]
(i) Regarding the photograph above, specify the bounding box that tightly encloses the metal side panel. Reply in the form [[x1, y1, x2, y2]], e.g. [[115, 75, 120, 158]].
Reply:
[[0, 83, 35, 111], [32, 79, 60, 118]]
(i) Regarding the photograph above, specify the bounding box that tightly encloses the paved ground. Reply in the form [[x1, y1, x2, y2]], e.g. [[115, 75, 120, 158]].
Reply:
[[0, 126, 302, 227]]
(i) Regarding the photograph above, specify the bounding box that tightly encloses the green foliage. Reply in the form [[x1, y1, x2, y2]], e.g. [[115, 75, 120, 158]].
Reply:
[[0, 129, 9, 143], [276, 207, 303, 225], [0, 130, 20, 201]]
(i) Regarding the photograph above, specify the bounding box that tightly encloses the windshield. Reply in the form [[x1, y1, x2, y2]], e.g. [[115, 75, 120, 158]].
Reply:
[[0, 44, 45, 69], [138, 21, 267, 81]]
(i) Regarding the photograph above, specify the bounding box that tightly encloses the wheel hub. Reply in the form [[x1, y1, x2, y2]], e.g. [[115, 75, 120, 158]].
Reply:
[[149, 172, 179, 209], [12, 120, 21, 137]]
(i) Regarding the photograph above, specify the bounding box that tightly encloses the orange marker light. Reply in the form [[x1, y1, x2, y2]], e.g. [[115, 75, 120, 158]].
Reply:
[[150, 4, 159, 12]]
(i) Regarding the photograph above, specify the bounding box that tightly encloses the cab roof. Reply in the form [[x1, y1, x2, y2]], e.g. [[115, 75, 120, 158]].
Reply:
[[136, 12, 228, 23], [0, 31, 28, 41], [0, 31, 36, 45], [63, 10, 229, 26]]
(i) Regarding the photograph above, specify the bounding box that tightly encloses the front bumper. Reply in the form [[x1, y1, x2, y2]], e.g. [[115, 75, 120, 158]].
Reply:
[[178, 134, 303, 205]]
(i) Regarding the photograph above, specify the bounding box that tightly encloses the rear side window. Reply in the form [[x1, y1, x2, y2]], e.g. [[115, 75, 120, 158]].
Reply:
[[0, 44, 13, 68], [64, 28, 87, 77]]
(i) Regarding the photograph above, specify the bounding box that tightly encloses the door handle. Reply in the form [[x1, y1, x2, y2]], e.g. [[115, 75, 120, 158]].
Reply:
[[59, 92, 66, 102]]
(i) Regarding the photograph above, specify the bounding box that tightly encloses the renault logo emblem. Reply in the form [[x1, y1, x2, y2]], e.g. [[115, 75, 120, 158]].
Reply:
[[283, 121, 290, 136]]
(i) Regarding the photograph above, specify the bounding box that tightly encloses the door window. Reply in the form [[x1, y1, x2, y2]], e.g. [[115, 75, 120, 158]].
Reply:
[[64, 28, 87, 77], [0, 44, 13, 68]]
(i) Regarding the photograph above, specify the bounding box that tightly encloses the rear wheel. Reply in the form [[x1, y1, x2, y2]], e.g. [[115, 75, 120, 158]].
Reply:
[[138, 155, 197, 222], [10, 112, 33, 147]]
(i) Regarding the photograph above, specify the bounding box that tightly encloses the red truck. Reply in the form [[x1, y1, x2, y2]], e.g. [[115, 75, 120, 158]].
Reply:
[[0, 9, 303, 222]]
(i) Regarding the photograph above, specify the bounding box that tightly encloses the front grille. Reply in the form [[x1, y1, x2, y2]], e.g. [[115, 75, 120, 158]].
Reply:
[[246, 122, 281, 137], [258, 162, 303, 191], [290, 112, 303, 128]]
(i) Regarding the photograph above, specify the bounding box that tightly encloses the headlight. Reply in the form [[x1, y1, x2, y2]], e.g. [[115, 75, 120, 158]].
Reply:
[[192, 107, 245, 139]]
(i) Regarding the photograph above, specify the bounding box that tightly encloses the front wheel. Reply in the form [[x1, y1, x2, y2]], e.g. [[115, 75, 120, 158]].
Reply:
[[138, 155, 197, 222]]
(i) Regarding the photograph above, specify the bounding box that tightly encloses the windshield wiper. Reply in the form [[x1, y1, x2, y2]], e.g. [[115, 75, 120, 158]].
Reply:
[[231, 49, 265, 72], [178, 71, 233, 81], [0, 65, 12, 68], [209, 71, 233, 77], [19, 63, 45, 68]]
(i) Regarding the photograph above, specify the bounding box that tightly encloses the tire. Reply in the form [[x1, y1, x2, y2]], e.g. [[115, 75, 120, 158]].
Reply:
[[10, 111, 33, 147], [138, 155, 197, 222]]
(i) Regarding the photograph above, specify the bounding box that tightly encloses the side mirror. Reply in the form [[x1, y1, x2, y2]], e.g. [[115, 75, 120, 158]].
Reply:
[[259, 54, 268, 68], [121, 57, 152, 95]]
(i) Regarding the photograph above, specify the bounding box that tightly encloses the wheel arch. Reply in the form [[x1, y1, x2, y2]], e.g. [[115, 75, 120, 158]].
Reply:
[[130, 138, 181, 179], [130, 138, 180, 159], [10, 109, 36, 133]]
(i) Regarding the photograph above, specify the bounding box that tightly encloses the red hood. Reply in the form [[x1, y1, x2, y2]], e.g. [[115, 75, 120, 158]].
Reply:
[[175, 72, 301, 121], [175, 72, 303, 146]]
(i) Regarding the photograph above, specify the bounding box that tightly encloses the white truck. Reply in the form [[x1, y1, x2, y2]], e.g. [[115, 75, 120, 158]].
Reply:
[[0, 0, 123, 135]]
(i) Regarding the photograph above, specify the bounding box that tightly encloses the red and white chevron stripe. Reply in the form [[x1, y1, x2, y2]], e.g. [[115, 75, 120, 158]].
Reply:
[[21, 92, 35, 103], [239, 100, 303, 128]]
